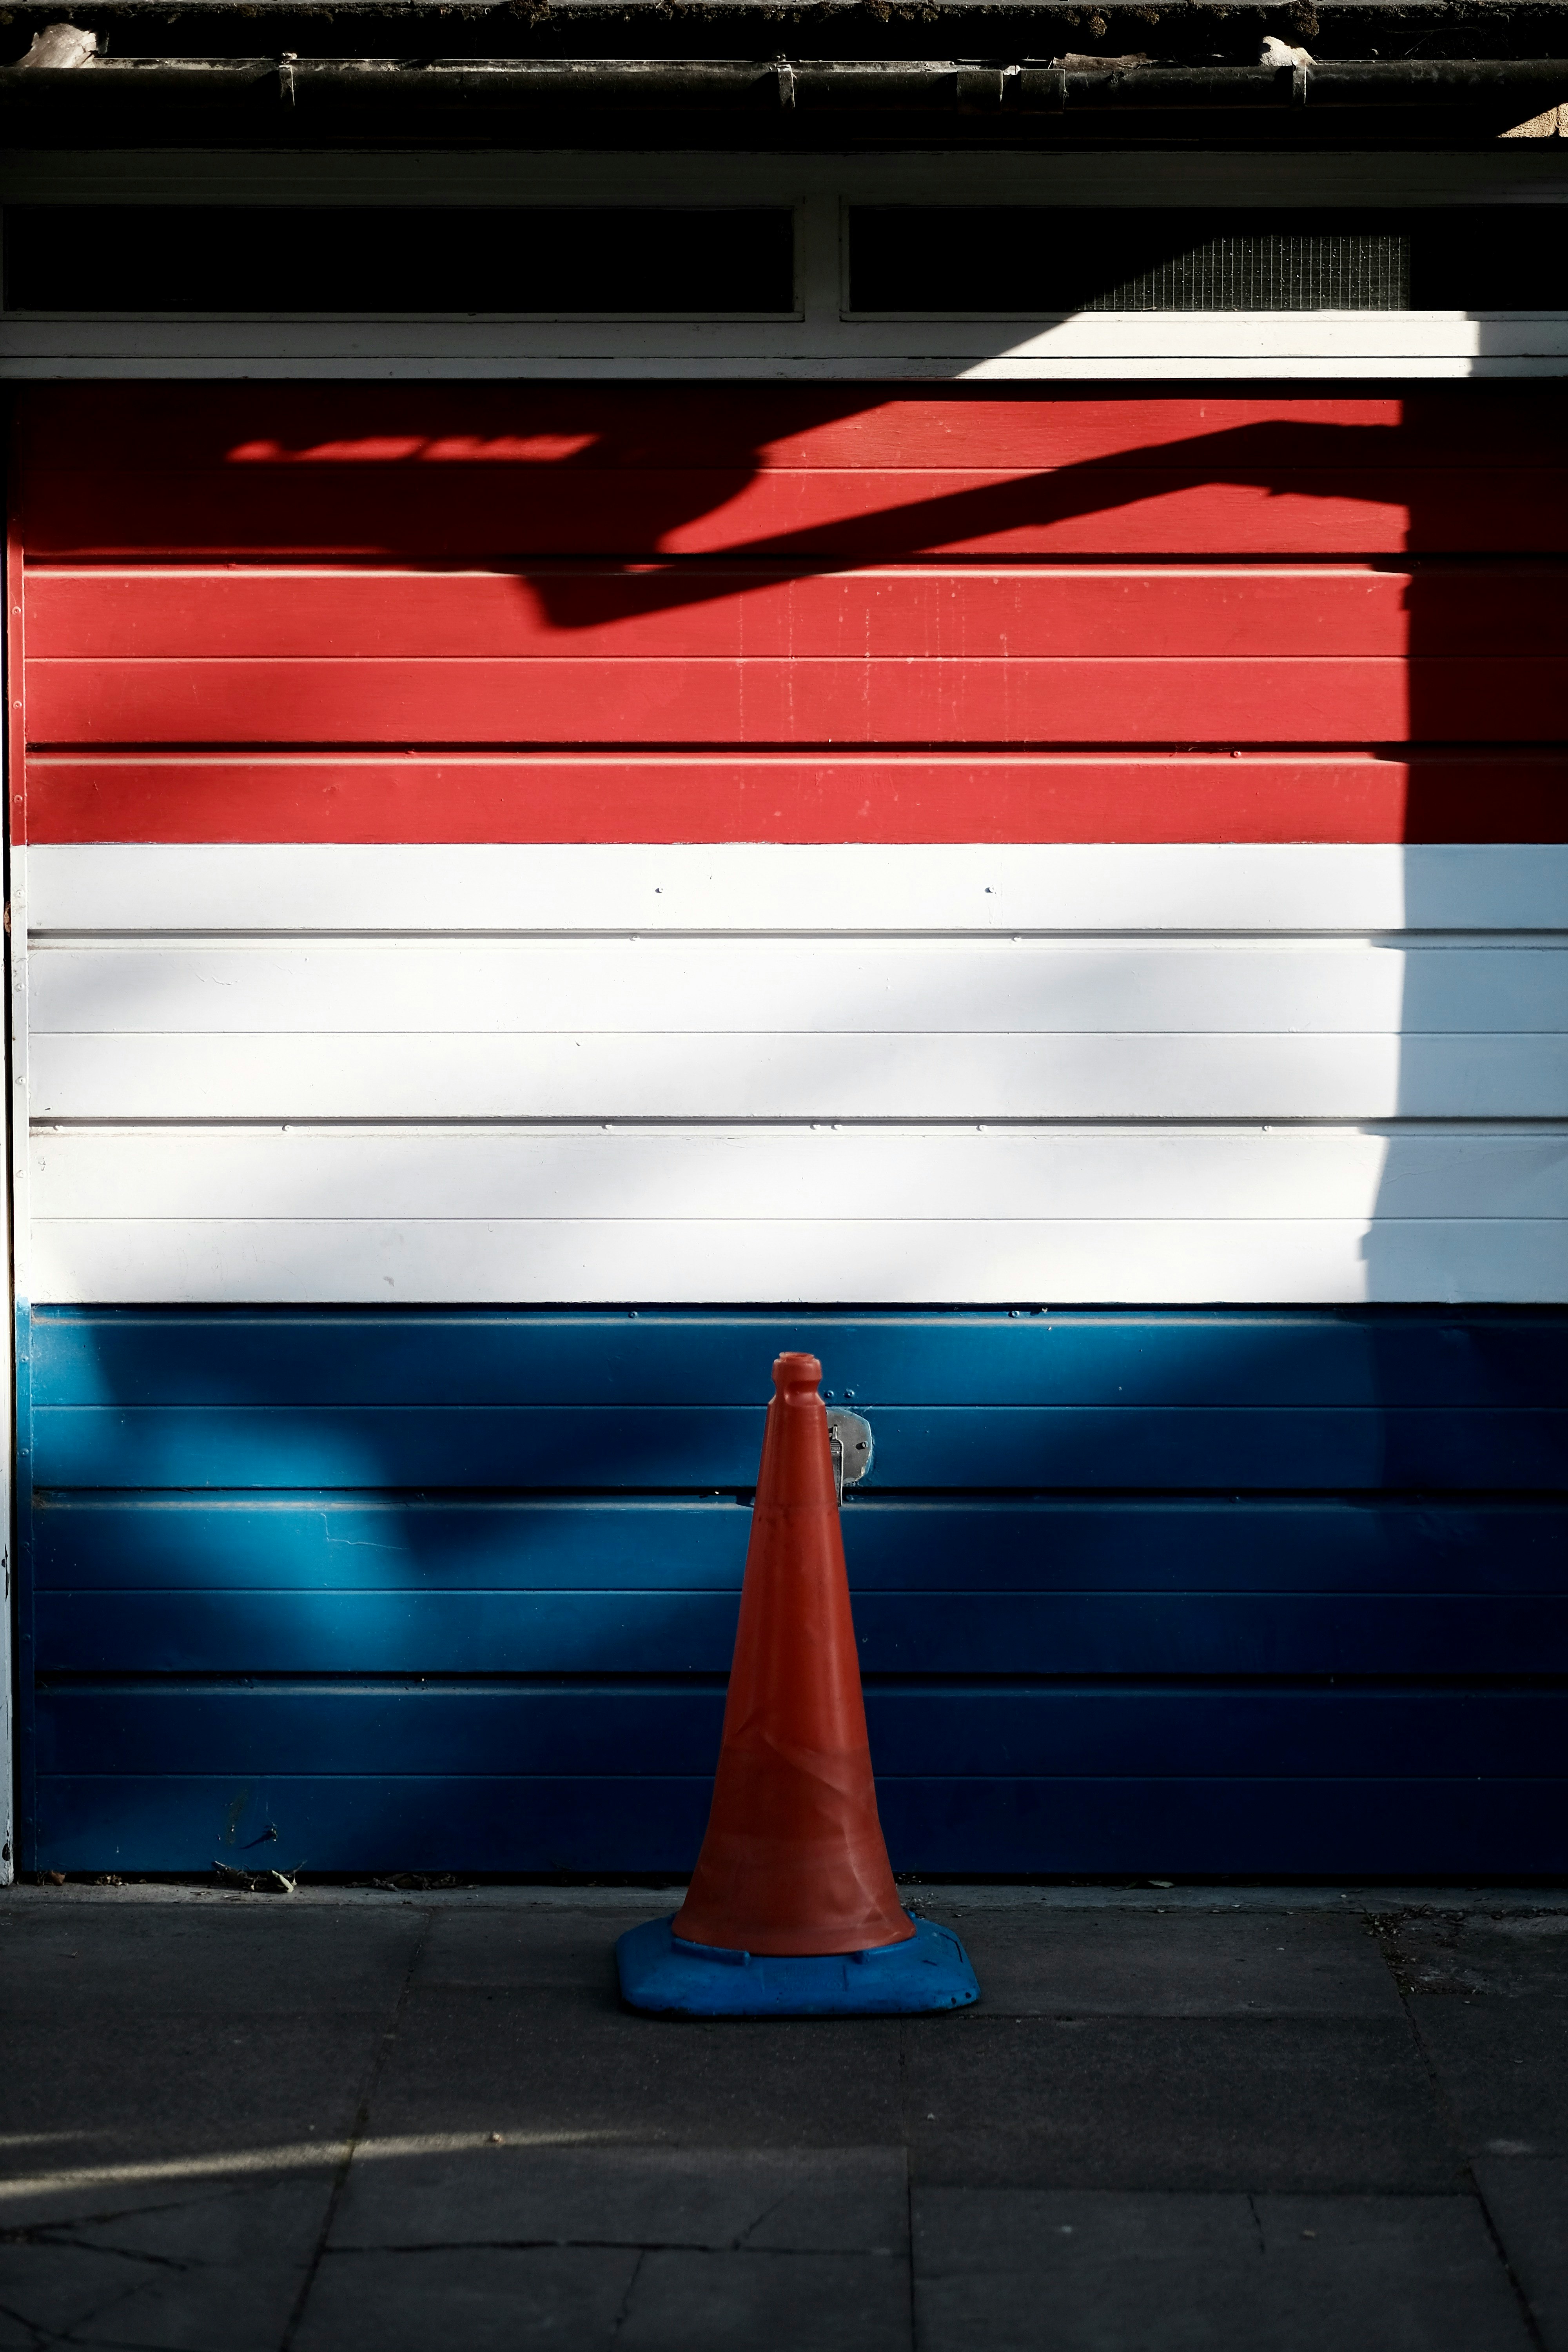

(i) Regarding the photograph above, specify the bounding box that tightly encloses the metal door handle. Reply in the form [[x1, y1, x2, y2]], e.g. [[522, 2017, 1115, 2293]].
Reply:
[[826, 1408, 874, 1502]]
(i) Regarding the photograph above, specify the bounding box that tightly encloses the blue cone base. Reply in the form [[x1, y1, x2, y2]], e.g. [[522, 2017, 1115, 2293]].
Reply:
[[616, 1912, 980, 2017]]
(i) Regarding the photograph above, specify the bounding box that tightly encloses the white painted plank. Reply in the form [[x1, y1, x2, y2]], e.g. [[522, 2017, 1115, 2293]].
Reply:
[[29, 1033, 1568, 1121], [28, 1216, 1568, 1306], [30, 1124, 1568, 1223], [26, 845, 1568, 938], [29, 940, 1568, 1038]]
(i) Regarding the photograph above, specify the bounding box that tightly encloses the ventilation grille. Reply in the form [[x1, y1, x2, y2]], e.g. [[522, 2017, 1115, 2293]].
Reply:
[[848, 208, 1563, 315], [1076, 231, 1408, 312]]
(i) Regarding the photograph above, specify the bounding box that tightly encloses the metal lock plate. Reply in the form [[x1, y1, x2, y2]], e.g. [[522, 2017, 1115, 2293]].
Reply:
[[825, 1408, 875, 1501]]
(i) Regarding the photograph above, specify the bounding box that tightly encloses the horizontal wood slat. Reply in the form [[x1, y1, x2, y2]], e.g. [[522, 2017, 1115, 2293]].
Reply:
[[31, 1126, 1566, 1220], [30, 1402, 1568, 1490], [34, 1589, 1568, 1678], [26, 755, 1568, 846], [36, 1682, 1568, 1780], [29, 1032, 1568, 1120], [28, 656, 1566, 748], [33, 1308, 1564, 1410], [26, 470, 1568, 558], [34, 1496, 1565, 1595], [22, 388, 1568, 473], [31, 566, 1568, 661], [28, 842, 1566, 933], [30, 1769, 1568, 1878], [30, 941, 1567, 1035], [31, 1217, 1568, 1306], [30, 1763, 1568, 1877]]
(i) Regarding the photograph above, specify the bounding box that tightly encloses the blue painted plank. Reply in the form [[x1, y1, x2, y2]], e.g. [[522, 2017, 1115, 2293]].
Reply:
[[35, 1496, 753, 1592], [36, 1684, 1568, 1780], [24, 1301, 1568, 1879], [33, 1307, 1568, 1412], [32, 1403, 1568, 1492], [14, 1302, 38, 1873], [35, 1591, 1568, 1677], [32, 1773, 1568, 1878], [35, 1495, 1568, 1598]]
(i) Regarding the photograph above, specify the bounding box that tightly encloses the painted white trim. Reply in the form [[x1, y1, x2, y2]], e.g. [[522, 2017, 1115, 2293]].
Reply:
[[4, 150, 1566, 379], [6, 313, 1567, 381], [25, 843, 1568, 936]]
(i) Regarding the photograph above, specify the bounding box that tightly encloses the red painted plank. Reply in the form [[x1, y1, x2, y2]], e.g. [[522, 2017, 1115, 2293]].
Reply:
[[27, 656, 1567, 749], [23, 751, 1568, 845], [28, 565, 1568, 662], [25, 468, 1568, 559], [16, 390, 1565, 851], [18, 385, 1568, 473]]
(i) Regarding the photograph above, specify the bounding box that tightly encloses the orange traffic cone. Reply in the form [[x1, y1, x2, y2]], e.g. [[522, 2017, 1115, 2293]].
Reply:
[[672, 1350, 912, 1957], [615, 1349, 980, 2016]]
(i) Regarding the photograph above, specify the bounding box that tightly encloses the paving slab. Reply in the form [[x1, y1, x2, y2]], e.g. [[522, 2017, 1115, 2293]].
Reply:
[[0, 2015, 371, 2232], [0, 1899, 426, 2016], [411, 1902, 650, 1991], [904, 2015, 1465, 2191], [1412, 2000, 1568, 2159], [1377, 1911, 1568, 1997], [0, 1900, 416, 2231], [926, 1906, 1403, 2017], [0, 2238, 177, 2347], [328, 2143, 908, 2253], [1476, 2158, 1568, 2352], [0, 2179, 333, 2350], [2, 1885, 1553, 2350], [1383, 1909, 1568, 2161], [616, 2247, 910, 2352], [914, 2188, 1534, 2352], [294, 2245, 641, 2352], [367, 1984, 909, 2149]]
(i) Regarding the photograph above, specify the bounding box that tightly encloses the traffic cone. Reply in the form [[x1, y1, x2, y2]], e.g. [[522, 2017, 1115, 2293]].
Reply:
[[615, 1351, 980, 2017], [675, 1349, 911, 1956]]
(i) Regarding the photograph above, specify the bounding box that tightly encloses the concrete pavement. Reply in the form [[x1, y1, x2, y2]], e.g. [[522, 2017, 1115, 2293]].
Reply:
[[0, 1883, 1563, 2350]]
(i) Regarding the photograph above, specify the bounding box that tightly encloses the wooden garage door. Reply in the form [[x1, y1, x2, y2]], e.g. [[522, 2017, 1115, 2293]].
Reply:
[[9, 384, 1568, 1875]]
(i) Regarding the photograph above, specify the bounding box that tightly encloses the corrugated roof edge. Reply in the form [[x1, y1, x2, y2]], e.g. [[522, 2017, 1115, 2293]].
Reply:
[[5, 0, 1568, 63]]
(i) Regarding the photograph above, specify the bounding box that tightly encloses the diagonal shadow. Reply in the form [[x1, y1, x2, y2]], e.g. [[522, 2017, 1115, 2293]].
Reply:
[[524, 414, 1416, 633]]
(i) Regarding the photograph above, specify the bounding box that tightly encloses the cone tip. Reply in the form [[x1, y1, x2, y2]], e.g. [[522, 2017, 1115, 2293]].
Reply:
[[772, 1351, 822, 1394]]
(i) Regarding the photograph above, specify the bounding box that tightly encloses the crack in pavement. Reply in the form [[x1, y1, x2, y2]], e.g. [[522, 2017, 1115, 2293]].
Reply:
[[278, 1910, 434, 2352], [608, 2246, 646, 2339]]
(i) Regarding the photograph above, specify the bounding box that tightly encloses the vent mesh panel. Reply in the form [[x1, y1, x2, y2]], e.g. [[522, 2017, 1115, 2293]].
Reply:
[[845, 207, 1563, 315], [1079, 232, 1409, 312]]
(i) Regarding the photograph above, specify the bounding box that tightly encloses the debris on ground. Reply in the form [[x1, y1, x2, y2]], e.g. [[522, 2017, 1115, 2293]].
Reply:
[[212, 1860, 297, 1895]]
